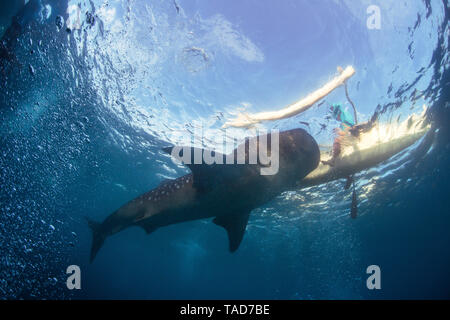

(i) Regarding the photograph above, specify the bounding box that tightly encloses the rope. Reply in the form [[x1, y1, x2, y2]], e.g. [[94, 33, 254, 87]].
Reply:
[[344, 82, 358, 125], [343, 81, 358, 218]]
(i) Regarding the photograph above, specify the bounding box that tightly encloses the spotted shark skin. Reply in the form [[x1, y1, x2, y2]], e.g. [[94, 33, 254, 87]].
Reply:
[[88, 129, 320, 262]]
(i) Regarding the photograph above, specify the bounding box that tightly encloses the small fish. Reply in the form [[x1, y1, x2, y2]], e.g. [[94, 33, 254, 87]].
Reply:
[[173, 0, 180, 14], [299, 121, 310, 129], [317, 100, 326, 108], [317, 123, 328, 135]]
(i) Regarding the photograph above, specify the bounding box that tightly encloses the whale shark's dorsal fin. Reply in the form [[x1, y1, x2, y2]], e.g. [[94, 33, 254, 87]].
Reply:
[[162, 146, 248, 192], [162, 146, 176, 155], [213, 210, 251, 252]]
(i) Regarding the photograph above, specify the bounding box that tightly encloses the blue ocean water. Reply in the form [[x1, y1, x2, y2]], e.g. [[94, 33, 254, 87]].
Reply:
[[0, 0, 449, 299]]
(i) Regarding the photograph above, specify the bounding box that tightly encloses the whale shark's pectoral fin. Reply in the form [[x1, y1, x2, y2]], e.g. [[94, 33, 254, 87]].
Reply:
[[213, 210, 251, 252]]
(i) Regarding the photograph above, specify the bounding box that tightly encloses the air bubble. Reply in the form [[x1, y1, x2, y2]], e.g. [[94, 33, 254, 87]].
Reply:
[[55, 15, 64, 31]]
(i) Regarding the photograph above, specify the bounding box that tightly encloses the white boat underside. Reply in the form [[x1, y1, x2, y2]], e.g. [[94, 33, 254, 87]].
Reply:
[[300, 106, 431, 188]]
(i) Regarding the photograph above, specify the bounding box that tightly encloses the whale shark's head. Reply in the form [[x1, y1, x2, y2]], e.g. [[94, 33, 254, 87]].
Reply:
[[273, 128, 320, 181], [241, 128, 320, 180]]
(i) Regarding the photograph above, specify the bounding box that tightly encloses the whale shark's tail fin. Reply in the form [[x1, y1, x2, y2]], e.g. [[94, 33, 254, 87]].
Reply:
[[86, 217, 106, 263]]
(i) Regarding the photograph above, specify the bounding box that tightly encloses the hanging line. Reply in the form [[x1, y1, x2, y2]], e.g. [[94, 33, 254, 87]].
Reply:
[[344, 81, 358, 125], [343, 80, 359, 219]]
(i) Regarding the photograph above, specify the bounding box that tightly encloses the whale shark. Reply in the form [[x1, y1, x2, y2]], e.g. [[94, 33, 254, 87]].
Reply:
[[88, 128, 321, 262]]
